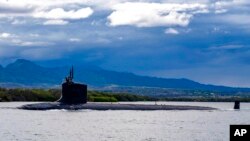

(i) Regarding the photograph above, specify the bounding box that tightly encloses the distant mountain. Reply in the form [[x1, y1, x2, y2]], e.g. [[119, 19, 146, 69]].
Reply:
[[0, 59, 250, 92]]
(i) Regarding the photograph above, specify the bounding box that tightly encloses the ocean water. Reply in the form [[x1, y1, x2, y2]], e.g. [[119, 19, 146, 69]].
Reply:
[[0, 102, 249, 141]]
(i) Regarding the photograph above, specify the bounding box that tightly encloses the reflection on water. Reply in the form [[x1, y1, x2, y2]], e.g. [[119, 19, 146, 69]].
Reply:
[[0, 102, 249, 141]]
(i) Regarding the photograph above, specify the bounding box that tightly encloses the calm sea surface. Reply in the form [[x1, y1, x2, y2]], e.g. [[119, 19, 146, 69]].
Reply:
[[0, 102, 249, 141]]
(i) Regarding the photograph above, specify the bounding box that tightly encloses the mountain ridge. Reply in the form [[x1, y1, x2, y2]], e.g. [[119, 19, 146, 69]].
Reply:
[[0, 59, 250, 92]]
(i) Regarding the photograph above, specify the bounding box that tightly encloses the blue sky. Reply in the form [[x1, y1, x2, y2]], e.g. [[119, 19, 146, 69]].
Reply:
[[0, 0, 250, 87]]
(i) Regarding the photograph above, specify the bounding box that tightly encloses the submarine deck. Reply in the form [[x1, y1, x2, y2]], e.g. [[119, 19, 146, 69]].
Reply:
[[19, 102, 216, 111]]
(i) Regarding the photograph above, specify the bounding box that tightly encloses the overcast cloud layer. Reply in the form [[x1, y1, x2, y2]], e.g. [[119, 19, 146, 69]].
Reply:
[[0, 0, 250, 87]]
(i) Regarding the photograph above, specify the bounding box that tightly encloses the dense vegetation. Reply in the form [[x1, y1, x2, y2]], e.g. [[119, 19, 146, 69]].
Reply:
[[0, 88, 60, 102], [0, 88, 155, 102], [0, 88, 250, 102]]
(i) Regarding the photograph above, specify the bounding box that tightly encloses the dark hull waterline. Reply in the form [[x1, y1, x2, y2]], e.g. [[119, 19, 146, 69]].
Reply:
[[19, 102, 216, 111]]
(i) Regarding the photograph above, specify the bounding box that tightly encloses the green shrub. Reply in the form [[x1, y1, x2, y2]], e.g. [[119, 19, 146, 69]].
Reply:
[[91, 96, 118, 102]]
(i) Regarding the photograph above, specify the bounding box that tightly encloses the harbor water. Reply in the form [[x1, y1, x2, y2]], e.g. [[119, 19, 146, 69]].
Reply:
[[0, 102, 249, 141]]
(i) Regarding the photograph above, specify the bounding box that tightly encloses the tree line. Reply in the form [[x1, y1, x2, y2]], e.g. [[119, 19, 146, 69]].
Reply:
[[0, 88, 155, 102], [0, 87, 250, 102]]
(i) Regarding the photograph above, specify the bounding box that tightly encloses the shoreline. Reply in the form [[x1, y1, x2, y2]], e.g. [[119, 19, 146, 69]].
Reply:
[[19, 102, 217, 111]]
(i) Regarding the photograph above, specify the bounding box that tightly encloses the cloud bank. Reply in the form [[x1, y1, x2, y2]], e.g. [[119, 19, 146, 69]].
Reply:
[[33, 7, 93, 20], [108, 2, 208, 27], [43, 20, 69, 25], [165, 28, 179, 34], [1, 0, 250, 87]]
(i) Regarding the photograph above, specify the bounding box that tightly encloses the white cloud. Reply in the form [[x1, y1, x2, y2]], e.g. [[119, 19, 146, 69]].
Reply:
[[215, 9, 227, 14], [0, 32, 17, 39], [0, 33, 11, 38], [0, 0, 246, 28], [69, 38, 81, 42], [164, 28, 179, 34], [43, 20, 69, 25], [108, 2, 208, 27], [19, 41, 53, 47], [209, 44, 245, 50], [11, 39, 22, 43], [11, 38, 54, 47], [33, 7, 93, 20], [0, 0, 125, 11]]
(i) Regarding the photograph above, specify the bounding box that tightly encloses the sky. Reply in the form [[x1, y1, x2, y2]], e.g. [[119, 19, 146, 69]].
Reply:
[[0, 0, 250, 87]]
